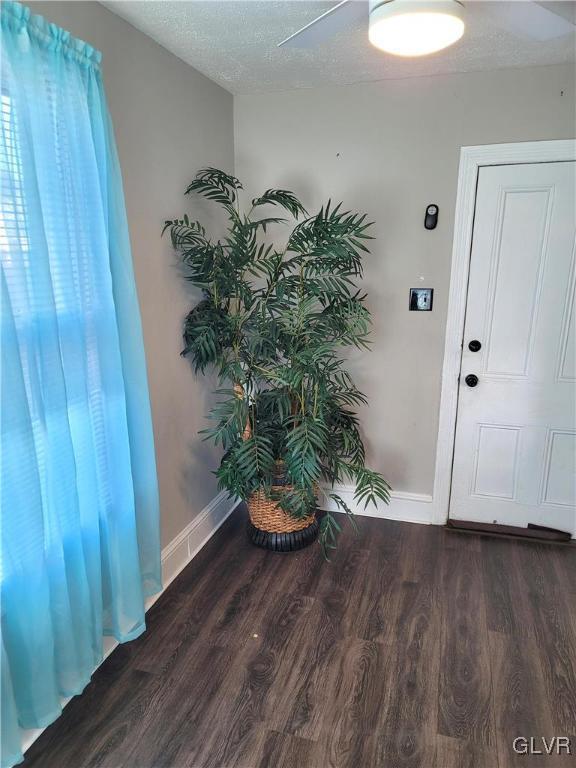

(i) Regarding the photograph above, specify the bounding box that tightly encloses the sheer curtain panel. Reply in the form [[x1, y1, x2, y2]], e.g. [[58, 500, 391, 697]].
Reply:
[[0, 4, 161, 765]]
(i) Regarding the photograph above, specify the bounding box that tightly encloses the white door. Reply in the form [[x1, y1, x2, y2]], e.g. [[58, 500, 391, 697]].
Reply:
[[449, 161, 576, 535]]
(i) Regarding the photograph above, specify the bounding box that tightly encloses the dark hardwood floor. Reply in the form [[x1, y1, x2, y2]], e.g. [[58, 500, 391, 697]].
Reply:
[[23, 507, 576, 768]]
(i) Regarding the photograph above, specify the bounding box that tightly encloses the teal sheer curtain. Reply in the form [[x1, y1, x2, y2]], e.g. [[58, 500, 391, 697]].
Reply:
[[0, 4, 161, 765]]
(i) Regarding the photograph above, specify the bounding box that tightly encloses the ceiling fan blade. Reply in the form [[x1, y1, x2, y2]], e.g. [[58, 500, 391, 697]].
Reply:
[[537, 2, 576, 26], [278, 0, 369, 48], [484, 0, 575, 41]]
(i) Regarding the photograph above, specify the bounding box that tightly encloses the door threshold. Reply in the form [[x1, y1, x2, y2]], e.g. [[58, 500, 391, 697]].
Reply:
[[447, 519, 574, 545]]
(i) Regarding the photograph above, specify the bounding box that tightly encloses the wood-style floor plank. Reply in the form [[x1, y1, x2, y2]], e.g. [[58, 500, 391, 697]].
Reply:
[[256, 730, 314, 768], [437, 545, 495, 747], [434, 734, 499, 768], [512, 542, 576, 737], [378, 577, 441, 768], [349, 520, 406, 647], [481, 536, 518, 635], [22, 508, 576, 768], [488, 631, 557, 768], [189, 592, 315, 768]]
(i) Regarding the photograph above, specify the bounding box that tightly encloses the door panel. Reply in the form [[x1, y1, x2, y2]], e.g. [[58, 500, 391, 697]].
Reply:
[[471, 424, 520, 500], [449, 162, 576, 535], [557, 257, 576, 382], [540, 429, 576, 508], [483, 188, 550, 377]]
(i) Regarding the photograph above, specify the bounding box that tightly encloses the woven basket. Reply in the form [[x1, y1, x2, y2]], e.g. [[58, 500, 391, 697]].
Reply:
[[247, 487, 315, 533], [235, 383, 316, 535]]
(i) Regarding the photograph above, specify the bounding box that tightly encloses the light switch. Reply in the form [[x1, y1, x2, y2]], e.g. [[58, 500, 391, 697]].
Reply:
[[409, 288, 433, 311]]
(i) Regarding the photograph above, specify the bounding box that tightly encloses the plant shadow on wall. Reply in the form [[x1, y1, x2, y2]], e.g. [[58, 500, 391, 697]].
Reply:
[[163, 169, 390, 557]]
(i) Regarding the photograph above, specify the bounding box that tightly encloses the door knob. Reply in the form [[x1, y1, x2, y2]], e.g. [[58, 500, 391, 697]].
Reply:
[[465, 374, 479, 387], [468, 340, 482, 352]]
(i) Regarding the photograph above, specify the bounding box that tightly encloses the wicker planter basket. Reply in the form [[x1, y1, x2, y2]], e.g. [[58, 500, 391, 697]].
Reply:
[[236, 387, 319, 551], [247, 489, 315, 533], [246, 463, 319, 551]]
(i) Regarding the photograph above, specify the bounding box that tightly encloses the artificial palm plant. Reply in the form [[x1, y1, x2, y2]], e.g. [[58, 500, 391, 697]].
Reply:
[[163, 168, 390, 555]]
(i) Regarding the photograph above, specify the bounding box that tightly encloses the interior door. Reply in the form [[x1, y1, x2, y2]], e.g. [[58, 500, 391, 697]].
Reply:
[[449, 161, 576, 535]]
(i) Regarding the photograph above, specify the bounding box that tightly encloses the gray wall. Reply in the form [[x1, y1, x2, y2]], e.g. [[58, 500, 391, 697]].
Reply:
[[234, 64, 575, 496], [20, 5, 576, 528], [32, 2, 234, 547]]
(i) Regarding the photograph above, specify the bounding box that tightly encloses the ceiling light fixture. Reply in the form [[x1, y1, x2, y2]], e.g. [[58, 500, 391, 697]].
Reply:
[[369, 0, 465, 57]]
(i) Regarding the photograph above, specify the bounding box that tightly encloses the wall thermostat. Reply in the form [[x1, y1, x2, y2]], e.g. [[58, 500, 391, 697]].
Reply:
[[409, 288, 433, 311], [424, 204, 438, 230]]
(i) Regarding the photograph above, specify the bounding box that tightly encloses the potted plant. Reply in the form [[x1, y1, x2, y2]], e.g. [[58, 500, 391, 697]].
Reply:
[[163, 168, 390, 556]]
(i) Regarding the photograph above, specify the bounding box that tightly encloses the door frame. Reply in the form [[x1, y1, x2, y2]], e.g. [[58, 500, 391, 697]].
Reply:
[[432, 139, 576, 525]]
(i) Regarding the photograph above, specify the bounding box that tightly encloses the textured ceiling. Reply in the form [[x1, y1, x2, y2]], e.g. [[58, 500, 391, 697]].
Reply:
[[102, 1, 576, 94]]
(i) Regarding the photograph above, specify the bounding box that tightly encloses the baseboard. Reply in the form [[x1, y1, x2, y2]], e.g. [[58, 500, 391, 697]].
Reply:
[[160, 490, 238, 590], [319, 483, 434, 525], [21, 490, 238, 757]]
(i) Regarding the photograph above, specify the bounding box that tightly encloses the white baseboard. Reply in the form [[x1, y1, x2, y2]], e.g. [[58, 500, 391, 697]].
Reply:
[[319, 483, 434, 525], [21, 490, 237, 757], [160, 490, 238, 590]]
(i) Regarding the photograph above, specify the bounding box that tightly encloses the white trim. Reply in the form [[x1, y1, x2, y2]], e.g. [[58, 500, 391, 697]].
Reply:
[[431, 139, 576, 527], [160, 490, 238, 589], [21, 490, 237, 756], [320, 483, 434, 525]]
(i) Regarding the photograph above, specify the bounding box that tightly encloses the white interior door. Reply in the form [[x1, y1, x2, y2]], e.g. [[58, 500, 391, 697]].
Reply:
[[449, 161, 576, 535]]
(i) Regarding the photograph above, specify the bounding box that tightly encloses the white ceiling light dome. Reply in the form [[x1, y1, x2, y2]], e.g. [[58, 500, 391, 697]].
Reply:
[[369, 0, 465, 57]]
